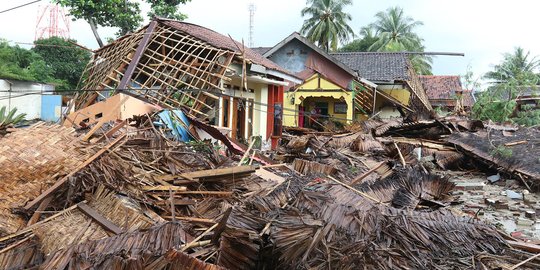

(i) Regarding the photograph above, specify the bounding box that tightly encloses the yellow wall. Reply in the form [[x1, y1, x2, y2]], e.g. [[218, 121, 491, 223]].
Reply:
[[381, 88, 410, 105], [297, 74, 343, 90]]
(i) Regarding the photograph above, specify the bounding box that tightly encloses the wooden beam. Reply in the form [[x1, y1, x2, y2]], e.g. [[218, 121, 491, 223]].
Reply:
[[117, 20, 158, 89], [78, 202, 123, 235], [24, 134, 126, 210], [26, 196, 52, 226], [173, 191, 233, 196], [507, 240, 540, 253], [180, 165, 258, 181], [142, 185, 187, 191], [96, 120, 126, 143], [81, 95, 129, 141]]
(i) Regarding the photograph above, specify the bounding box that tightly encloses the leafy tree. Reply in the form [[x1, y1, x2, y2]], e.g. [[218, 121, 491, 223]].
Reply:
[[473, 48, 540, 126], [484, 47, 540, 86], [367, 7, 432, 75], [147, 0, 190, 21], [53, 0, 191, 47], [339, 26, 378, 52], [0, 40, 51, 82], [32, 37, 91, 90], [300, 0, 355, 52]]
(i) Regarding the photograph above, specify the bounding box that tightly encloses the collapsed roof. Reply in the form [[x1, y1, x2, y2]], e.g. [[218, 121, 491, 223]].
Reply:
[[75, 18, 297, 119]]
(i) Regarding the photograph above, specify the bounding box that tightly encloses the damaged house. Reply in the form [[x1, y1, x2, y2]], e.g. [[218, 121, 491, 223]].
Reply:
[[256, 33, 377, 129], [69, 18, 300, 147], [331, 52, 433, 118], [419, 75, 475, 112]]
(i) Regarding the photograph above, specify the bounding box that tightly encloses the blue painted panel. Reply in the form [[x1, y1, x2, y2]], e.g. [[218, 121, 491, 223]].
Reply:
[[40, 95, 62, 122], [268, 39, 310, 73], [157, 109, 192, 142]]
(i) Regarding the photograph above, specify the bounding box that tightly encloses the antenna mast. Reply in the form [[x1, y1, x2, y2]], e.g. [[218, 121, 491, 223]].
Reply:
[[248, 3, 256, 47], [35, 3, 70, 40]]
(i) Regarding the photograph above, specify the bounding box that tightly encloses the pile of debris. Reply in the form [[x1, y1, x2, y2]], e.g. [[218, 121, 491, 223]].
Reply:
[[1, 110, 540, 269]]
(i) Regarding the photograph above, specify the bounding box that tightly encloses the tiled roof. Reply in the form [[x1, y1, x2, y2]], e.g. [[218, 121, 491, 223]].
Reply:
[[330, 52, 410, 82], [419, 75, 462, 100], [159, 19, 294, 77], [251, 47, 272, 55], [461, 90, 475, 107]]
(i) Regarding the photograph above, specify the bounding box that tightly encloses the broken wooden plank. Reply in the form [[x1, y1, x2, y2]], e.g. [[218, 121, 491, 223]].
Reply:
[[24, 134, 126, 210], [173, 191, 233, 196], [162, 216, 215, 224], [504, 140, 528, 147], [26, 196, 52, 226], [78, 202, 123, 235], [180, 165, 258, 181], [81, 95, 129, 141], [507, 240, 540, 253], [95, 120, 126, 143], [142, 185, 187, 191], [212, 207, 232, 244]]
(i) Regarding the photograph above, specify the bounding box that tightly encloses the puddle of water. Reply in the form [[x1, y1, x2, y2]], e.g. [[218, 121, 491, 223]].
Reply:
[[497, 219, 517, 233]]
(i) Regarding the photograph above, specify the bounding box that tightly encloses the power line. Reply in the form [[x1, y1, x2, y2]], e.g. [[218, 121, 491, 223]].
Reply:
[[0, 0, 41, 14], [0, 88, 359, 122]]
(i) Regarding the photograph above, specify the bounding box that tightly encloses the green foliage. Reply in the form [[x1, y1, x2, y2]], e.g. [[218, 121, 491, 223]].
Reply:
[[513, 104, 540, 126], [32, 37, 91, 90], [474, 48, 540, 126], [339, 27, 378, 52], [54, 0, 191, 37], [490, 145, 513, 159], [484, 47, 540, 85], [0, 106, 26, 131], [0, 40, 52, 82], [54, 0, 142, 36], [338, 7, 432, 74], [472, 93, 516, 122], [147, 0, 190, 21], [300, 0, 355, 52], [368, 7, 432, 75]]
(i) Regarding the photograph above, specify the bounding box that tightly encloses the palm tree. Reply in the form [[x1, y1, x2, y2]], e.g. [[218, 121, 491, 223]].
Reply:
[[300, 0, 355, 52], [484, 47, 540, 85], [484, 47, 540, 101], [368, 7, 432, 74]]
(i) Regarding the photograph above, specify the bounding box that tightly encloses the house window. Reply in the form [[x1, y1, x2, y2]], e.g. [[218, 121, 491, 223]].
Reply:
[[334, 102, 347, 114]]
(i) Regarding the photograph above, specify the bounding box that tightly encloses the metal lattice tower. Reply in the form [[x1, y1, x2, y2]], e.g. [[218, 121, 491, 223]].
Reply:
[[35, 3, 70, 40], [248, 3, 256, 48]]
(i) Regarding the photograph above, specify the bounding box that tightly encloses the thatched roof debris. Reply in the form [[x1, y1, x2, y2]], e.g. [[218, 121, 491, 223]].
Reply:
[[2, 109, 540, 269]]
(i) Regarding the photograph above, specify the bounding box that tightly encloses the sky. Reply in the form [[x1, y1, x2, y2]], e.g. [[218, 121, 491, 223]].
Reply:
[[1, 0, 540, 88]]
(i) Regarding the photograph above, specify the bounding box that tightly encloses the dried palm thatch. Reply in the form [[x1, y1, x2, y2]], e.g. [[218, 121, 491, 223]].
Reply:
[[448, 128, 540, 189], [0, 235, 43, 270], [32, 186, 163, 255], [40, 222, 196, 269], [270, 180, 509, 269], [355, 168, 455, 209], [0, 122, 92, 236], [292, 159, 337, 176]]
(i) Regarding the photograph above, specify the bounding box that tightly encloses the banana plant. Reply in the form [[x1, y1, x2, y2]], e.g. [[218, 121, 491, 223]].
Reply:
[[0, 106, 26, 131]]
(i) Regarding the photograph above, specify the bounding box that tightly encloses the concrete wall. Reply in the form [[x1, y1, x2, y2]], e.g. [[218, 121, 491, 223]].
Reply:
[[267, 39, 310, 73], [284, 90, 353, 127], [220, 77, 268, 140], [0, 79, 55, 120]]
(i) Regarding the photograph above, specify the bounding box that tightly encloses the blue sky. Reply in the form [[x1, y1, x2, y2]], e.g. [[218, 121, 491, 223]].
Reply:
[[1, 0, 539, 88]]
